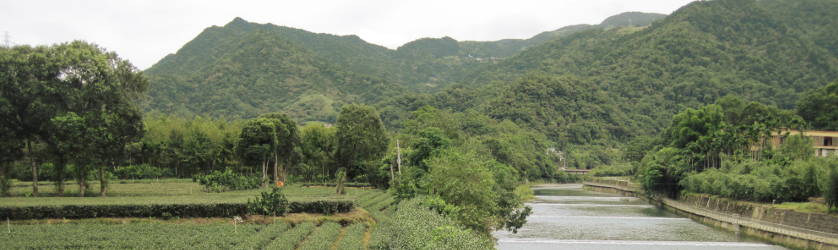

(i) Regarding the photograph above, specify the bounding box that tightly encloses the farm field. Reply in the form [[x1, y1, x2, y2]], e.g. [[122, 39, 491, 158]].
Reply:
[[0, 220, 371, 249], [0, 179, 356, 207], [0, 179, 397, 249]]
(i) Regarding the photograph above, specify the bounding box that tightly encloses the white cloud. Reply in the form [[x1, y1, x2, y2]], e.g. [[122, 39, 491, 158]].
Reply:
[[0, 0, 695, 69]]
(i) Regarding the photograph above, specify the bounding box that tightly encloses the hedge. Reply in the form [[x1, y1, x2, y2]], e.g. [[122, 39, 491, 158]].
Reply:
[[0, 201, 353, 220]]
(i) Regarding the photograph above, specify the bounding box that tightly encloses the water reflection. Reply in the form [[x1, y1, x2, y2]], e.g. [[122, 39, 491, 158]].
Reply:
[[494, 184, 786, 250]]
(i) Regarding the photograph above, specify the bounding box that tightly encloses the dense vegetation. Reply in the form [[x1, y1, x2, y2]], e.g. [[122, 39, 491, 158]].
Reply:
[[3, 0, 838, 248], [635, 92, 838, 210]]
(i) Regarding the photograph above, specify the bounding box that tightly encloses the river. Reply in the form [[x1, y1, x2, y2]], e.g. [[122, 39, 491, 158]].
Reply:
[[493, 184, 787, 250]]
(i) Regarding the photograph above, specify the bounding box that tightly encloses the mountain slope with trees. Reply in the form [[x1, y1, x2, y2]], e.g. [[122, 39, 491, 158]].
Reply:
[[378, 0, 838, 168], [143, 12, 667, 119]]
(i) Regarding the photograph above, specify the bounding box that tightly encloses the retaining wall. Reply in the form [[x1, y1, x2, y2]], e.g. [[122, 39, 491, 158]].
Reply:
[[583, 182, 838, 250]]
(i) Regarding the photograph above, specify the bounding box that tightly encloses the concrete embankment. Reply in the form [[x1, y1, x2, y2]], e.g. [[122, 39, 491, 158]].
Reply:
[[583, 181, 838, 250]]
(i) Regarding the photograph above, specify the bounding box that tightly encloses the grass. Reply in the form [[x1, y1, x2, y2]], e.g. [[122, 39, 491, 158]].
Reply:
[[774, 201, 834, 215], [0, 179, 359, 207]]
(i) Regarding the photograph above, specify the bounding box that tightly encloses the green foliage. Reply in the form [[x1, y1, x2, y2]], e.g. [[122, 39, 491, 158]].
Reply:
[[0, 203, 249, 220], [298, 123, 336, 182], [372, 198, 493, 250], [797, 80, 838, 131], [247, 187, 290, 216], [0, 223, 276, 249], [297, 221, 342, 250], [266, 222, 316, 250], [778, 135, 814, 161], [197, 168, 260, 192], [335, 104, 389, 182], [679, 157, 835, 202], [0, 199, 352, 220], [827, 165, 838, 212], [336, 223, 367, 250], [589, 163, 634, 177], [113, 164, 172, 179]]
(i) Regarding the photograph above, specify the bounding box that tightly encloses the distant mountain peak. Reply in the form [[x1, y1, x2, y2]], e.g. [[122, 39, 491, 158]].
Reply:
[[599, 12, 666, 29], [225, 17, 250, 28]]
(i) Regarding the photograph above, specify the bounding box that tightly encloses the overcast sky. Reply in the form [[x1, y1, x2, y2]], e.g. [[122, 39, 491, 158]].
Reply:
[[1, 0, 695, 70]]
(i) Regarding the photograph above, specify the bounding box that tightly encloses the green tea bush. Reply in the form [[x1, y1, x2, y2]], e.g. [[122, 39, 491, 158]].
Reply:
[[197, 168, 260, 192], [297, 221, 342, 250], [372, 198, 493, 250], [337, 223, 367, 250], [266, 222, 316, 250], [248, 187, 290, 216], [236, 222, 291, 249], [0, 200, 352, 220], [113, 164, 172, 179]]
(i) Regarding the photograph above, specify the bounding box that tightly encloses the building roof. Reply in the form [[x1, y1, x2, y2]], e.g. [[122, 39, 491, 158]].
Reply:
[[773, 129, 838, 137]]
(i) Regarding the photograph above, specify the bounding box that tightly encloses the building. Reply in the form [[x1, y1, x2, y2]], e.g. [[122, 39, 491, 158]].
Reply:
[[770, 129, 838, 157]]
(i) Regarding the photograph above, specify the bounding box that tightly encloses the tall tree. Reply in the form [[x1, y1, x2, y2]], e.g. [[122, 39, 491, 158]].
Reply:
[[798, 81, 838, 131], [0, 45, 58, 196], [258, 113, 299, 183], [238, 118, 277, 186], [299, 124, 336, 181], [0, 97, 24, 196], [335, 104, 389, 180]]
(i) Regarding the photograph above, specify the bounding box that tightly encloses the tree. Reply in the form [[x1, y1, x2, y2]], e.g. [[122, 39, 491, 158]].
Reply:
[[0, 98, 23, 196], [798, 81, 838, 131], [425, 149, 498, 232], [826, 166, 838, 212], [299, 124, 336, 181], [779, 134, 813, 161], [258, 113, 299, 183], [334, 104, 389, 180], [0, 45, 54, 196], [238, 118, 277, 187], [47, 42, 147, 196]]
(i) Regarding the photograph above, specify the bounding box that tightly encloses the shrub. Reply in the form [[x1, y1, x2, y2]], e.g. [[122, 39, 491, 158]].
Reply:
[[248, 187, 290, 216], [827, 166, 838, 212], [297, 222, 342, 250], [589, 163, 633, 177], [113, 164, 171, 179], [197, 168, 260, 192], [371, 198, 493, 250], [0, 200, 353, 220], [266, 222, 316, 250]]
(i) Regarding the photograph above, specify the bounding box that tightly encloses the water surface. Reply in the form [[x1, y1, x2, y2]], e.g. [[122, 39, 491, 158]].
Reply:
[[494, 184, 786, 250]]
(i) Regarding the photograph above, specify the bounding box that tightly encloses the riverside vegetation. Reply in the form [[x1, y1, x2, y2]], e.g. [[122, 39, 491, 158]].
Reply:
[[2, 0, 838, 249]]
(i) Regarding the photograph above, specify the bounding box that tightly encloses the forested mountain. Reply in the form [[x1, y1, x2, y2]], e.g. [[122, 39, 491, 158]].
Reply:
[[144, 12, 665, 119], [145, 0, 837, 168], [378, 0, 838, 168]]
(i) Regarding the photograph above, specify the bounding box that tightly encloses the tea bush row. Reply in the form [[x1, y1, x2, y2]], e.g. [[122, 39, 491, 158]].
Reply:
[[1, 200, 353, 220]]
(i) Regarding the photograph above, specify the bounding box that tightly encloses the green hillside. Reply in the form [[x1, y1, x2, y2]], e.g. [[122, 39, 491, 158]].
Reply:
[[378, 0, 838, 167], [144, 12, 667, 119]]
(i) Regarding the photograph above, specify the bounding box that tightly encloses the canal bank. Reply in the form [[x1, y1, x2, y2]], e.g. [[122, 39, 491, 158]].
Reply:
[[583, 181, 838, 250]]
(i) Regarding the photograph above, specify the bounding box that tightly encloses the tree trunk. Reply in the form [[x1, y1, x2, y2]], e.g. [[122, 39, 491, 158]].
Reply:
[[273, 152, 278, 184], [56, 156, 65, 195], [99, 165, 108, 197], [28, 140, 38, 197], [0, 163, 9, 196], [78, 167, 86, 197], [261, 160, 267, 188]]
